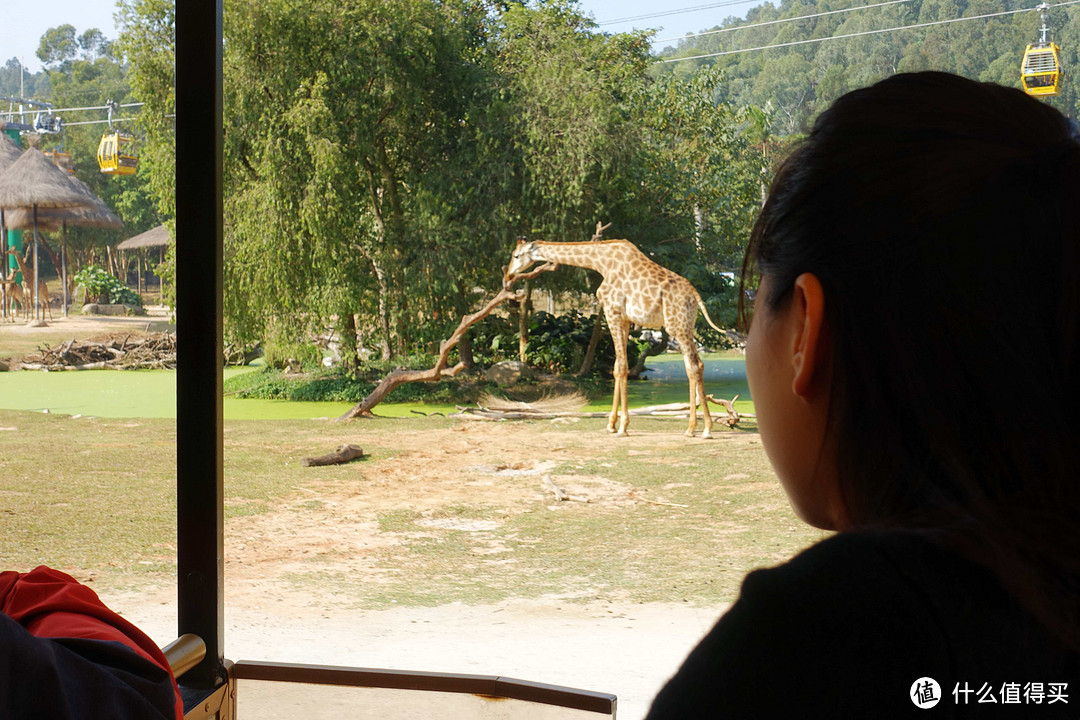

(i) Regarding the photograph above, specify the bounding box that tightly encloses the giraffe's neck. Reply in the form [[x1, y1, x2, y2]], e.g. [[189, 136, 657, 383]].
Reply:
[[10, 253, 31, 281], [535, 241, 630, 276]]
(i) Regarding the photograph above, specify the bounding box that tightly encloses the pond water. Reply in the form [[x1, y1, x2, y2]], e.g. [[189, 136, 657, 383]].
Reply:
[[0, 353, 749, 419]]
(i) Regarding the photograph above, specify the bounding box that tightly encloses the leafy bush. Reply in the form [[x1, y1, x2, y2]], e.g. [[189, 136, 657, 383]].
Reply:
[[261, 322, 323, 370], [222, 366, 500, 404], [73, 265, 143, 307]]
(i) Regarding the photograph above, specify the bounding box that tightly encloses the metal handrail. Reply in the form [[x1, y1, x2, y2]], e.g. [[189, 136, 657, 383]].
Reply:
[[162, 634, 208, 679]]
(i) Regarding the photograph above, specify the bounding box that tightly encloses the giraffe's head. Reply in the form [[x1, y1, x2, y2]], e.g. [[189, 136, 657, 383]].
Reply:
[[507, 239, 543, 276]]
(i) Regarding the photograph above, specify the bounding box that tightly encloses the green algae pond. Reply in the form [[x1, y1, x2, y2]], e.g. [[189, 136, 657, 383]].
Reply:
[[0, 353, 750, 419]]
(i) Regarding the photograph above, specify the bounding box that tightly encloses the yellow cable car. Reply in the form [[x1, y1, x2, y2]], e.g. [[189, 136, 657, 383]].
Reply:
[[44, 150, 75, 174], [1021, 3, 1062, 98], [1021, 42, 1062, 97], [97, 131, 138, 175]]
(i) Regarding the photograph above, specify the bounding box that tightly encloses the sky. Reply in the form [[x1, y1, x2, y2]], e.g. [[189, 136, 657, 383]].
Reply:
[[1, 0, 766, 78]]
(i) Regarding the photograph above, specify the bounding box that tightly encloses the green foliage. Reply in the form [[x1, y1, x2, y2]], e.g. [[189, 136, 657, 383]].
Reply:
[[118, 0, 760, 360], [72, 265, 142, 306], [260, 322, 323, 371], [525, 311, 603, 374], [222, 366, 496, 405], [0, 59, 49, 97]]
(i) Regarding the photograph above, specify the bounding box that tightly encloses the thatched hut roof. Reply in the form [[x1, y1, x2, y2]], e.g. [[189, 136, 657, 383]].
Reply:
[[0, 134, 20, 172], [3, 168, 122, 231], [117, 224, 171, 250], [0, 148, 94, 209], [4, 203, 123, 231]]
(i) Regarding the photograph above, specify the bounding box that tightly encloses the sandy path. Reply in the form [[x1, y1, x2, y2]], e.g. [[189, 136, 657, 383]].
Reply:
[[107, 582, 726, 720]]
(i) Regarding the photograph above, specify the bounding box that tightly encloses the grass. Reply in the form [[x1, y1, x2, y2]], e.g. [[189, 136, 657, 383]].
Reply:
[[0, 408, 826, 610], [0, 346, 802, 612]]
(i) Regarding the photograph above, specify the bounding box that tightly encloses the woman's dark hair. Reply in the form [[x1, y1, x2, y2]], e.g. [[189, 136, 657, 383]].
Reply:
[[741, 71, 1080, 646]]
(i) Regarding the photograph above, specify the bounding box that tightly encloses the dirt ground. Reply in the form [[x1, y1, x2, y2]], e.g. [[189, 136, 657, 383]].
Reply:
[[98, 418, 761, 720], [3, 311, 783, 720]]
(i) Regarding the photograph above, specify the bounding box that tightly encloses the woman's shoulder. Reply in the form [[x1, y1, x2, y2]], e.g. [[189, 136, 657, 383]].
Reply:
[[646, 531, 1078, 718]]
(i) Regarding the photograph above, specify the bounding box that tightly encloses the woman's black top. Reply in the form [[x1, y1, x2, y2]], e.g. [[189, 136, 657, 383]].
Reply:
[[646, 531, 1079, 718]]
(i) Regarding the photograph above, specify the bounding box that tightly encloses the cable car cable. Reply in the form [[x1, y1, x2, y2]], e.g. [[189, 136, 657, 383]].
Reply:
[[651, 0, 911, 45], [656, 0, 1080, 62], [600, 0, 759, 25]]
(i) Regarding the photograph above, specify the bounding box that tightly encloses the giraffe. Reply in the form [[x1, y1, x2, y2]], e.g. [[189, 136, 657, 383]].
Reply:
[[1, 279, 26, 320], [7, 248, 52, 321], [507, 237, 723, 438]]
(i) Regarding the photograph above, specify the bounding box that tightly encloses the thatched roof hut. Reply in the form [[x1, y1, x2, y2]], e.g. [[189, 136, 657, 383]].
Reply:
[[0, 134, 20, 171], [3, 203, 123, 231], [3, 173, 122, 231], [118, 224, 171, 250], [0, 148, 94, 210]]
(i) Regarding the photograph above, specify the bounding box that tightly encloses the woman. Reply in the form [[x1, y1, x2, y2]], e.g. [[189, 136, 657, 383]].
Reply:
[[647, 72, 1079, 716]]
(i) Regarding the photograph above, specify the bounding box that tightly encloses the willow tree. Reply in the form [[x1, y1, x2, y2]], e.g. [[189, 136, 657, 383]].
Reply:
[[219, 0, 487, 362]]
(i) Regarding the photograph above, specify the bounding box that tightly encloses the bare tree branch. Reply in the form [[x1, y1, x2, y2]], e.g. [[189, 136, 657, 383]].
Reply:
[[337, 262, 558, 421]]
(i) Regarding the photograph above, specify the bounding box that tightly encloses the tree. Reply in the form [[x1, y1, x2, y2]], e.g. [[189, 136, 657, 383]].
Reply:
[[37, 25, 79, 68], [218, 0, 499, 364]]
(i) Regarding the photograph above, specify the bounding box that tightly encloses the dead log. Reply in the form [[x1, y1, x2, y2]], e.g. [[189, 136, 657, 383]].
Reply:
[[337, 263, 558, 421], [705, 393, 756, 428], [301, 444, 364, 467]]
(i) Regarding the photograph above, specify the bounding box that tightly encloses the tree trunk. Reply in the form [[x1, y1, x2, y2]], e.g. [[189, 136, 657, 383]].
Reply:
[[458, 331, 475, 369], [576, 313, 605, 377], [339, 311, 360, 373], [378, 142, 409, 357], [628, 328, 669, 380], [355, 240, 393, 361], [518, 280, 531, 362], [36, 236, 63, 277]]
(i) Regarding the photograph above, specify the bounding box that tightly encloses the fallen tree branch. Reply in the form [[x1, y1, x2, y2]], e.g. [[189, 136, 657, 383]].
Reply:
[[301, 444, 364, 467], [542, 474, 590, 503], [705, 393, 756, 428], [337, 263, 558, 421], [450, 401, 755, 422], [542, 474, 568, 501], [22, 333, 178, 370]]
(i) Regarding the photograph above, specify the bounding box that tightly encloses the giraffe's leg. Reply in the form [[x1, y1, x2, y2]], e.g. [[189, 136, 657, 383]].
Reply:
[[680, 345, 699, 437], [694, 348, 713, 439], [607, 315, 631, 436], [607, 372, 621, 434], [619, 356, 630, 435], [674, 334, 712, 438]]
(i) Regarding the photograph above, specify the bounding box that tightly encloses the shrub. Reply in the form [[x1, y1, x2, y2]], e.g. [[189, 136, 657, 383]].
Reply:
[[73, 265, 143, 307], [261, 322, 323, 370]]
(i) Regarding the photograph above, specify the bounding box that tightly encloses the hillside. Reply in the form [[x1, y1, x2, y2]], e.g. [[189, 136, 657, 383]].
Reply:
[[654, 0, 1079, 133]]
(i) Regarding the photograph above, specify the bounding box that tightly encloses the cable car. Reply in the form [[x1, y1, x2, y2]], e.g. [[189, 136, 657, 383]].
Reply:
[[97, 130, 139, 175], [1021, 42, 1061, 96], [1021, 4, 1062, 98], [97, 99, 139, 175], [44, 149, 74, 174]]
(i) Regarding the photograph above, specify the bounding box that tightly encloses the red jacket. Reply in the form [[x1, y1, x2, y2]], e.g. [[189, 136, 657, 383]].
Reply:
[[0, 566, 183, 720]]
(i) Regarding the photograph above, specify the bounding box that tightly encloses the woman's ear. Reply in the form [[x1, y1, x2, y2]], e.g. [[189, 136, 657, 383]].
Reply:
[[790, 273, 830, 399]]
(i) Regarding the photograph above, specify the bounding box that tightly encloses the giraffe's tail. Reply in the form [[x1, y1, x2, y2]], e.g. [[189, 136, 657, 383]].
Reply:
[[696, 296, 725, 334]]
